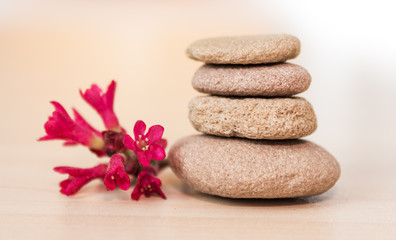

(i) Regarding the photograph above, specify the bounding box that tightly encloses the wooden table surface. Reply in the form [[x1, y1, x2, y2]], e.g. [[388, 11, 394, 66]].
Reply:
[[1, 145, 395, 240]]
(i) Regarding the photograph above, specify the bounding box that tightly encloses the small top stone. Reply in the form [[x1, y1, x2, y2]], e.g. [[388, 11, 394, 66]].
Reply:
[[186, 34, 300, 64]]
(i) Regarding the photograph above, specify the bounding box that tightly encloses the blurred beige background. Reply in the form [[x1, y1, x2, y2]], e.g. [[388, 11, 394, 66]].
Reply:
[[1, 0, 396, 238], [1, 0, 395, 168]]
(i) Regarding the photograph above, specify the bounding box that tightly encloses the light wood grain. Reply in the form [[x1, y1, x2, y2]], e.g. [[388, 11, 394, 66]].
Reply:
[[0, 147, 395, 240]]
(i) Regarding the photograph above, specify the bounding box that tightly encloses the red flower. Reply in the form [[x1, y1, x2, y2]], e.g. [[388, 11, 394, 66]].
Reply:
[[123, 120, 166, 167], [41, 81, 169, 200], [39, 101, 105, 155], [131, 167, 166, 200], [80, 80, 121, 132], [54, 164, 107, 196], [104, 154, 130, 191]]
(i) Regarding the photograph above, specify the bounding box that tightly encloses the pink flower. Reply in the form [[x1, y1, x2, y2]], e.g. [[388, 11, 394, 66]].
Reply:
[[80, 80, 121, 132], [123, 120, 166, 167], [41, 80, 169, 200], [131, 167, 166, 200], [39, 101, 105, 155], [104, 154, 130, 191], [54, 164, 107, 196]]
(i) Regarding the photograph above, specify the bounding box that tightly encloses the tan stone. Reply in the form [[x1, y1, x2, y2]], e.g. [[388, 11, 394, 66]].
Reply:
[[186, 34, 300, 64], [189, 96, 317, 140], [169, 135, 340, 198], [192, 63, 311, 97]]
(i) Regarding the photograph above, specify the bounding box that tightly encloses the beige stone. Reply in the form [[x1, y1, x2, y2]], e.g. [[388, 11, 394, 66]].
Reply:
[[186, 34, 300, 64], [192, 63, 311, 97], [169, 135, 340, 198], [189, 96, 317, 140]]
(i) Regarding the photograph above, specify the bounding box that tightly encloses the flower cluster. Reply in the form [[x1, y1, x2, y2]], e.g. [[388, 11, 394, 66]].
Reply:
[[39, 81, 167, 200]]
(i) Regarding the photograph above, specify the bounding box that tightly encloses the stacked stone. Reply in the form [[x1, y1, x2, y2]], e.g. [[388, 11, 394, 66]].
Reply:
[[169, 34, 340, 199]]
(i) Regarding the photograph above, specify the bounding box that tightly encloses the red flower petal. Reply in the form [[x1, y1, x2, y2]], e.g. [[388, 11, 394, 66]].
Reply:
[[105, 80, 116, 111], [60, 177, 90, 196], [103, 175, 116, 191], [131, 167, 166, 200], [72, 108, 101, 137], [50, 101, 69, 116], [40, 102, 104, 152], [156, 139, 167, 149], [131, 185, 144, 200], [146, 125, 164, 144], [54, 164, 107, 196], [63, 140, 78, 146], [133, 120, 146, 140], [54, 164, 107, 177], [60, 179, 72, 188], [104, 154, 130, 191], [153, 184, 166, 199], [80, 81, 120, 130], [149, 144, 166, 161], [123, 134, 137, 151], [91, 84, 103, 94], [54, 166, 88, 176], [38, 135, 55, 141], [137, 150, 150, 167], [115, 172, 130, 191]]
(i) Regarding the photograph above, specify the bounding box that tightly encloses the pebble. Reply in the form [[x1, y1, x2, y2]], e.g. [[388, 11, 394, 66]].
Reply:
[[186, 34, 300, 64], [192, 63, 311, 97], [169, 135, 340, 199], [189, 96, 317, 139]]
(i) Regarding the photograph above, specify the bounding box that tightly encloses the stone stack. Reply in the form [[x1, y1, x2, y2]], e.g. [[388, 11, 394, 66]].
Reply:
[[169, 34, 340, 199]]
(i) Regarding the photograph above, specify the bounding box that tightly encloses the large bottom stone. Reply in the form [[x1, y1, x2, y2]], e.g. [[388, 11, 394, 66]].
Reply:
[[169, 135, 340, 198]]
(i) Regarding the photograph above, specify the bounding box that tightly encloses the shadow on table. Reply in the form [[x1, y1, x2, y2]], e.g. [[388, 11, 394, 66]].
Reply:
[[176, 182, 332, 207]]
